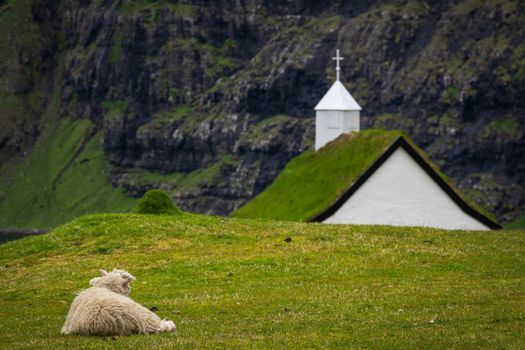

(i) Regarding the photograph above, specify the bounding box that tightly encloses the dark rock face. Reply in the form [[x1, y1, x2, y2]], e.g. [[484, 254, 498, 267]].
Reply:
[[0, 0, 58, 164], [1, 0, 524, 223]]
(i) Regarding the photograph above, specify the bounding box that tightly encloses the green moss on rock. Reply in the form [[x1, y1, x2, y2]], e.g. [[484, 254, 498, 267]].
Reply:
[[478, 117, 521, 141], [101, 100, 127, 120]]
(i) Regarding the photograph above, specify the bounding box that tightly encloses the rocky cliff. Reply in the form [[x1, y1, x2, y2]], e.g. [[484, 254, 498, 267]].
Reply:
[[1, 0, 524, 226]]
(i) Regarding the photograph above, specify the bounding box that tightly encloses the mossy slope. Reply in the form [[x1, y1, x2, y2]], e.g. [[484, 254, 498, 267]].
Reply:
[[0, 214, 524, 349], [0, 118, 136, 228]]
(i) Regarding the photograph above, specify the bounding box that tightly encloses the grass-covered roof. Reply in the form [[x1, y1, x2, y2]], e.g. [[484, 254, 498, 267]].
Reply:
[[232, 129, 401, 221], [232, 129, 498, 226]]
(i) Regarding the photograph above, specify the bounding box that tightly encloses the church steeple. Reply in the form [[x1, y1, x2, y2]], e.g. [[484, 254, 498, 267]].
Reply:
[[314, 49, 362, 151]]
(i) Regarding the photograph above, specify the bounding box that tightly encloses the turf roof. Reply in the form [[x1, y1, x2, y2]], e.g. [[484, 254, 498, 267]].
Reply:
[[232, 129, 401, 221], [232, 129, 498, 225]]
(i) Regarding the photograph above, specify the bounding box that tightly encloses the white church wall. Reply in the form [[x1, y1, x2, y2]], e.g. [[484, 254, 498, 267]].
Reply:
[[323, 147, 490, 230], [327, 111, 343, 129], [316, 110, 342, 150], [316, 110, 361, 150], [343, 111, 360, 132]]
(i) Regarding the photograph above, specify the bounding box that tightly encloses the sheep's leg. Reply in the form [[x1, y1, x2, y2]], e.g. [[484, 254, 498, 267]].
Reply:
[[122, 306, 176, 334], [134, 310, 176, 334], [159, 319, 177, 332], [61, 297, 83, 335]]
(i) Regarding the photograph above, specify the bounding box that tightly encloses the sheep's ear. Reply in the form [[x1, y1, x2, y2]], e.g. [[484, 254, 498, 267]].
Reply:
[[90, 277, 101, 286], [122, 272, 136, 281], [100, 269, 108, 276]]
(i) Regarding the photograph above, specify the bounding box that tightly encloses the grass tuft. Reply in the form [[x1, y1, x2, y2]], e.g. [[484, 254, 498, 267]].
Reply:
[[133, 189, 182, 215]]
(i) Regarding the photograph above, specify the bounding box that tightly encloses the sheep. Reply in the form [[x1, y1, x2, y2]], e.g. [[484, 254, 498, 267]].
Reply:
[[61, 269, 176, 336]]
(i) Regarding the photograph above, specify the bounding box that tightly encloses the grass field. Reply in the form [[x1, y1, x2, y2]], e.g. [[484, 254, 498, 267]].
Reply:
[[0, 213, 524, 349]]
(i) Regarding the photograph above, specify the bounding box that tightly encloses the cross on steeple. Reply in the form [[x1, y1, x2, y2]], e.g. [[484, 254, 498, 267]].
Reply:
[[332, 49, 344, 81]]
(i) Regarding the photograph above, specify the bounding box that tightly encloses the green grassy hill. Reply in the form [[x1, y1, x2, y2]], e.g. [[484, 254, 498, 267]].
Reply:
[[0, 117, 137, 229], [1, 213, 524, 349]]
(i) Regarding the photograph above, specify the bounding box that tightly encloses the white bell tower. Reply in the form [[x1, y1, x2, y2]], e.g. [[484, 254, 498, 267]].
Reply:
[[314, 49, 362, 151]]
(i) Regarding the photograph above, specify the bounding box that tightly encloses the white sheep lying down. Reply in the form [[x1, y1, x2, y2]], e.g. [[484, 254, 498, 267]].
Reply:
[[61, 269, 176, 336]]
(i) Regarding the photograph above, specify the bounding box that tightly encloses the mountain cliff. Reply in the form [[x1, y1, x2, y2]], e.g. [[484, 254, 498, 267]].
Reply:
[[1, 0, 524, 227]]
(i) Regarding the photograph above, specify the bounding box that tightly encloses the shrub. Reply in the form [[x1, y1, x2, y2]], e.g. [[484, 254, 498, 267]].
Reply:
[[133, 190, 181, 215]]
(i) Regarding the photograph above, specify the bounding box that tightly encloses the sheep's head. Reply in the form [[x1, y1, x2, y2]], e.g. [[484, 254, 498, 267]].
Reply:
[[89, 269, 136, 296]]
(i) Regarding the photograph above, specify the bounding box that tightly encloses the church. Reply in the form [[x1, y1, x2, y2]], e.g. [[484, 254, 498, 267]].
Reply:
[[233, 50, 500, 231]]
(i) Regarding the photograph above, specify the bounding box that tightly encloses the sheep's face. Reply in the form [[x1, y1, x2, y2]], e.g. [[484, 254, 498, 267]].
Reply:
[[89, 269, 136, 296]]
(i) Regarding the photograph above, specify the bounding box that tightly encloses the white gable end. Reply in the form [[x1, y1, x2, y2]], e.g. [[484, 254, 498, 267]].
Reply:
[[323, 147, 490, 230]]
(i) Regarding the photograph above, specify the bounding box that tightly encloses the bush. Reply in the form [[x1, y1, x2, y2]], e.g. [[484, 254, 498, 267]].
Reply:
[[133, 190, 181, 215]]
